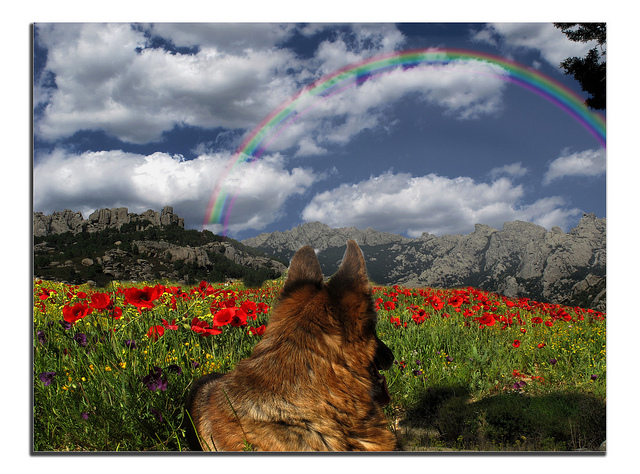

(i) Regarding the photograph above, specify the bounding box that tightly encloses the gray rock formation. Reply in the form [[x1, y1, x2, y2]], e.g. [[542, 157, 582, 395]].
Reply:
[[95, 239, 281, 282], [242, 214, 606, 310], [243, 221, 412, 255], [33, 207, 284, 286], [133, 240, 287, 275], [33, 209, 86, 236], [33, 206, 184, 237]]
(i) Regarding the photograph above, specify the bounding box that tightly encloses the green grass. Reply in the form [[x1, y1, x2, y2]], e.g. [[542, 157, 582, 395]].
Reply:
[[32, 279, 606, 451]]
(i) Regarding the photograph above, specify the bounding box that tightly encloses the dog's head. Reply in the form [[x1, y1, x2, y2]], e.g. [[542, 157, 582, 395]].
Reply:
[[277, 239, 393, 405]]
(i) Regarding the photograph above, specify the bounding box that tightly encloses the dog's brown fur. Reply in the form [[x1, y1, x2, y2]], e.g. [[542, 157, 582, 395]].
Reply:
[[184, 240, 397, 451]]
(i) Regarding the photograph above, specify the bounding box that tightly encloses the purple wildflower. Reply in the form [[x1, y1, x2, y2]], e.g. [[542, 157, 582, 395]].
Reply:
[[150, 408, 163, 422], [73, 333, 87, 347], [412, 369, 423, 376], [59, 319, 72, 331], [591, 374, 598, 381], [124, 339, 137, 349], [549, 358, 557, 365], [37, 330, 47, 345], [166, 364, 182, 375], [81, 412, 89, 420], [142, 366, 167, 392], [39, 371, 56, 386]]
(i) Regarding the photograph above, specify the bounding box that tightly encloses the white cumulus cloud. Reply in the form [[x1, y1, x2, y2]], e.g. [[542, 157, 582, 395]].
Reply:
[[310, 23, 407, 75], [543, 148, 606, 185], [302, 170, 581, 237], [33, 149, 317, 234], [471, 23, 599, 67], [273, 59, 510, 156], [489, 162, 529, 179], [34, 23, 303, 144]]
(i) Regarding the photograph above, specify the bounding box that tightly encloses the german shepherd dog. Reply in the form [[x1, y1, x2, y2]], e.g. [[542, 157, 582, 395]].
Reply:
[[184, 240, 397, 451]]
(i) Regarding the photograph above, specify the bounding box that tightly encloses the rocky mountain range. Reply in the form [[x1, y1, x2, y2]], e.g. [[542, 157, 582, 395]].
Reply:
[[242, 215, 606, 310], [33, 207, 606, 310]]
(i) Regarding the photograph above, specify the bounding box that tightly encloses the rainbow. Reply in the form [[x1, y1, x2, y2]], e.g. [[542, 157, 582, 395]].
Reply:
[[204, 48, 606, 232]]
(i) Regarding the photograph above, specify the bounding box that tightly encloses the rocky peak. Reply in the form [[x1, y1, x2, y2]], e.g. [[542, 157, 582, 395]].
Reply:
[[242, 221, 412, 254], [33, 206, 185, 237]]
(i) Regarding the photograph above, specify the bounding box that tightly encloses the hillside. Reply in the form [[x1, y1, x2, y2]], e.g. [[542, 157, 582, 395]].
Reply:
[[241, 215, 606, 310], [33, 207, 287, 287]]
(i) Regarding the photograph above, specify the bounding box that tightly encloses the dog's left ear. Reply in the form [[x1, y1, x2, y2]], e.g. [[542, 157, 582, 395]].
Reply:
[[329, 239, 369, 292]]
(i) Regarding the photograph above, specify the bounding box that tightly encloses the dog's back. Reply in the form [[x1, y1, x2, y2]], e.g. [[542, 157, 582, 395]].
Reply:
[[185, 241, 397, 451]]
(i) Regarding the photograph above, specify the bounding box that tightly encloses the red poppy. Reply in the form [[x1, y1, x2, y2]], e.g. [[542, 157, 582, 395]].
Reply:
[[198, 281, 216, 297], [162, 318, 179, 330], [147, 325, 165, 341], [463, 308, 475, 318], [212, 308, 235, 327], [512, 339, 521, 348], [256, 302, 270, 314], [411, 308, 427, 324], [223, 298, 237, 308], [240, 301, 258, 320], [248, 325, 266, 336], [384, 301, 396, 311], [478, 313, 496, 327], [544, 320, 553, 327], [557, 308, 572, 321], [428, 295, 444, 311], [390, 316, 403, 327], [537, 343, 546, 349], [375, 297, 384, 310], [108, 306, 123, 320], [62, 302, 93, 324], [124, 286, 162, 309], [191, 317, 223, 336], [89, 292, 112, 310], [229, 308, 248, 327], [531, 317, 543, 324], [448, 295, 465, 308], [38, 288, 56, 301]]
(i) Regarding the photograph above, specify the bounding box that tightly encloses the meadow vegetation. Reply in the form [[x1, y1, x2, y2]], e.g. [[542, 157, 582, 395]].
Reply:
[[33, 277, 605, 451]]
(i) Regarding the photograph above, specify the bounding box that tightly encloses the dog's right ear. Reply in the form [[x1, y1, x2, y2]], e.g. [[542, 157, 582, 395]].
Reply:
[[284, 246, 323, 291]]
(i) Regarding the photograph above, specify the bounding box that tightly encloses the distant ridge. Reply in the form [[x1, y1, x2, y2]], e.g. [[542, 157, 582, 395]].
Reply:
[[241, 215, 606, 310], [242, 221, 412, 255]]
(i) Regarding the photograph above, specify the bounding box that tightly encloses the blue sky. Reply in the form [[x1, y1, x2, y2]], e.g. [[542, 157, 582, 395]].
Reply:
[[33, 22, 606, 241]]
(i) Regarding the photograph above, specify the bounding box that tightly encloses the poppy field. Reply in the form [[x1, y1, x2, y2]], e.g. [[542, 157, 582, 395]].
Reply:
[[33, 277, 606, 451]]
